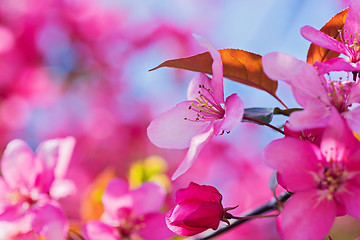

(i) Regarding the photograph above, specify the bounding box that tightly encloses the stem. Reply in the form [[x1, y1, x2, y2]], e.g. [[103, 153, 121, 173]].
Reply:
[[243, 116, 285, 135], [193, 192, 292, 240], [273, 107, 303, 117], [229, 214, 279, 220]]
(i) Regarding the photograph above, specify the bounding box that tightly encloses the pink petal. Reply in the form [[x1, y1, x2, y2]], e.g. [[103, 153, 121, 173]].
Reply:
[[288, 103, 330, 130], [263, 138, 322, 192], [343, 106, 360, 133], [32, 204, 68, 240], [35, 137, 75, 194], [335, 182, 360, 219], [193, 34, 224, 102], [82, 221, 120, 240], [166, 207, 206, 236], [147, 101, 210, 149], [187, 73, 223, 105], [216, 93, 243, 134], [344, 0, 360, 44], [53, 137, 76, 179], [49, 179, 76, 200], [102, 178, 130, 219], [130, 182, 165, 217], [1, 140, 37, 190], [171, 127, 214, 180], [0, 205, 31, 238], [314, 57, 358, 74], [278, 190, 336, 240], [263, 52, 330, 106], [175, 182, 222, 204], [181, 201, 223, 230], [349, 81, 360, 106], [138, 213, 174, 240], [301, 25, 348, 55], [320, 108, 360, 162]]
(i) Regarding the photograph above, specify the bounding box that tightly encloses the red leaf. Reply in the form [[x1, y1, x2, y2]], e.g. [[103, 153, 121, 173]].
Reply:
[[151, 49, 284, 105]]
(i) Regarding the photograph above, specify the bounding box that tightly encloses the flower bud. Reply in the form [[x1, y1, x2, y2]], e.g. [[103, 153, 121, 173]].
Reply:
[[166, 182, 224, 236]]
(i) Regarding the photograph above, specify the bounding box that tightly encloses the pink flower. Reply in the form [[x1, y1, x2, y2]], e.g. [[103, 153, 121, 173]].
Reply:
[[147, 35, 244, 180], [0, 137, 75, 239], [263, 109, 360, 240], [82, 179, 173, 240], [300, 0, 360, 74], [262, 52, 360, 132], [166, 182, 225, 236]]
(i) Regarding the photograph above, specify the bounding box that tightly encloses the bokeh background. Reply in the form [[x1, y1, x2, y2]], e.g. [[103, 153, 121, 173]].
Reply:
[[0, 0, 358, 239]]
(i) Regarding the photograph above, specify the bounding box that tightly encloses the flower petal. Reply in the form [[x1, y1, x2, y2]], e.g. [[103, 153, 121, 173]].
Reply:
[[301, 25, 348, 55], [138, 213, 174, 240], [335, 182, 360, 219], [314, 57, 359, 74], [288, 103, 330, 130], [102, 178, 129, 219], [320, 108, 360, 162], [32, 203, 68, 240], [263, 52, 330, 106], [344, 0, 360, 45], [35, 137, 75, 194], [193, 34, 224, 102], [263, 138, 322, 192], [171, 127, 214, 180], [130, 182, 165, 217], [216, 93, 243, 133], [343, 106, 360, 133], [175, 182, 222, 203], [82, 221, 120, 240], [187, 73, 213, 101], [147, 101, 210, 149], [278, 190, 336, 240], [1, 139, 37, 190]]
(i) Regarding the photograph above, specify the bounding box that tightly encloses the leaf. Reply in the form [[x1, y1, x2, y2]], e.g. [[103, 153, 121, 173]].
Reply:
[[150, 49, 283, 104], [307, 8, 348, 65], [242, 107, 274, 125]]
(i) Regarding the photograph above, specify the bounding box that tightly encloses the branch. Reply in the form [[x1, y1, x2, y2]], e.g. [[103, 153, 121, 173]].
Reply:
[[191, 192, 292, 240]]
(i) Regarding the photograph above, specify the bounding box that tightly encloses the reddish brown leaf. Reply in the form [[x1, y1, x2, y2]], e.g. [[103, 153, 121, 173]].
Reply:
[[307, 8, 348, 65], [150, 49, 283, 104]]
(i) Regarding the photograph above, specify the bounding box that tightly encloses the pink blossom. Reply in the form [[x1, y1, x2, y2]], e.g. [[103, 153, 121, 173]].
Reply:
[[166, 182, 225, 236], [262, 52, 360, 132], [0, 137, 75, 239], [147, 35, 244, 180], [300, 0, 360, 74], [82, 179, 173, 240], [263, 110, 360, 240]]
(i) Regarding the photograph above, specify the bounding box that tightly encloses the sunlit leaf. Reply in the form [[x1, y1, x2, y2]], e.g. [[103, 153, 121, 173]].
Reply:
[[150, 49, 283, 105], [80, 168, 116, 221], [307, 8, 348, 65], [128, 156, 171, 191]]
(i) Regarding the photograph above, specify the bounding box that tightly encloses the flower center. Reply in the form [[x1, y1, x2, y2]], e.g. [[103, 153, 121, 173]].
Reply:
[[324, 79, 353, 113], [184, 85, 225, 122], [340, 30, 360, 62]]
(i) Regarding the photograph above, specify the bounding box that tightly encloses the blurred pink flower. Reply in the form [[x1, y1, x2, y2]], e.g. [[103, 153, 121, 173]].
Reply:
[[262, 52, 360, 132], [301, 0, 360, 74], [263, 110, 360, 240], [166, 182, 225, 236], [82, 179, 173, 240], [0, 137, 75, 239], [147, 35, 243, 180]]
